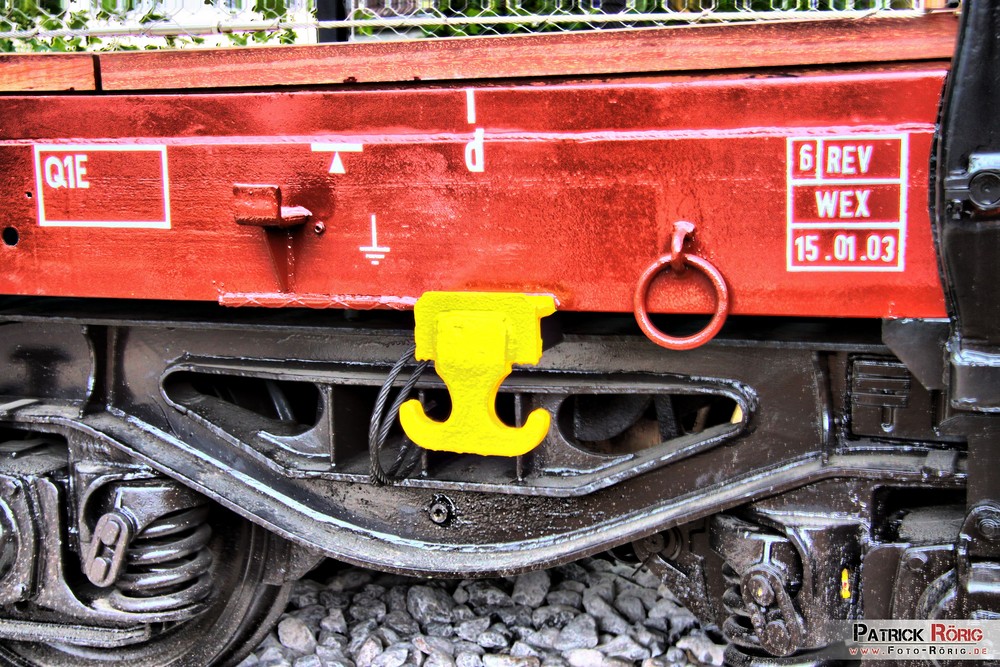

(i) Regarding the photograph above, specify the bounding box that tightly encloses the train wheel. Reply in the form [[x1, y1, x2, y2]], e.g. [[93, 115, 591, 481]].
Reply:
[[0, 506, 292, 667]]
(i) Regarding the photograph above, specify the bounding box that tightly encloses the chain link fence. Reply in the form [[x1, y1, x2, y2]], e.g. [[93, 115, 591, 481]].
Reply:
[[0, 0, 932, 51]]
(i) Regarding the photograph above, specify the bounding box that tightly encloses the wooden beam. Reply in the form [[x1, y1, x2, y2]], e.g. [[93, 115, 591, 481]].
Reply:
[[0, 53, 96, 92], [0, 12, 958, 93], [96, 13, 958, 91]]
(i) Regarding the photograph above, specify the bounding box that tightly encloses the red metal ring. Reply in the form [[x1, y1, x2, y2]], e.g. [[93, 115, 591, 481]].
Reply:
[[633, 252, 730, 350]]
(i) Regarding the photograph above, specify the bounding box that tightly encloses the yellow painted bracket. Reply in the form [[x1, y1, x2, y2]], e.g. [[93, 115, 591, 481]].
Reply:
[[399, 292, 557, 457]]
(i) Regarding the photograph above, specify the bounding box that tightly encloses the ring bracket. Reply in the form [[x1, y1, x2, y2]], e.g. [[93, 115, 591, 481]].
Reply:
[[669, 220, 695, 273]]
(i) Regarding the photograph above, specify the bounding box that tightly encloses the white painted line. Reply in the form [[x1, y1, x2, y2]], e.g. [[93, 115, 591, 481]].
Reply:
[[466, 89, 476, 124], [786, 265, 905, 273], [786, 135, 794, 272], [816, 137, 825, 180], [311, 143, 364, 152], [898, 133, 909, 272], [789, 177, 903, 186], [37, 220, 172, 229], [789, 222, 904, 230], [160, 146, 171, 230]]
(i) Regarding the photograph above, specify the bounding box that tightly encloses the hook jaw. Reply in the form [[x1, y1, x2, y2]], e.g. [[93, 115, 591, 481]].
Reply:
[[399, 292, 557, 457]]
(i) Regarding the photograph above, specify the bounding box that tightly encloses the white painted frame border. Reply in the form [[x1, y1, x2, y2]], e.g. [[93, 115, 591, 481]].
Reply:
[[33, 144, 171, 229]]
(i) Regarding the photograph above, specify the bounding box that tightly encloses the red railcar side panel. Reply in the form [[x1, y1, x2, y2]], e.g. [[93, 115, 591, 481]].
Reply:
[[0, 68, 947, 317]]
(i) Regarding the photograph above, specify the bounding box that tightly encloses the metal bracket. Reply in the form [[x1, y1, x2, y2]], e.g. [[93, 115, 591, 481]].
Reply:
[[232, 183, 313, 293], [232, 184, 311, 228], [955, 502, 1000, 618], [943, 152, 1000, 213], [0, 618, 151, 648], [81, 510, 134, 588], [741, 564, 807, 657]]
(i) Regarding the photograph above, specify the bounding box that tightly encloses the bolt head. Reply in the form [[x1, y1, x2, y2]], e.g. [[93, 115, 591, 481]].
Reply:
[[977, 512, 1000, 541], [764, 619, 790, 650], [100, 520, 121, 545], [88, 556, 112, 585], [905, 552, 929, 572], [642, 533, 666, 555], [748, 573, 775, 607], [970, 170, 1000, 209], [428, 502, 451, 525]]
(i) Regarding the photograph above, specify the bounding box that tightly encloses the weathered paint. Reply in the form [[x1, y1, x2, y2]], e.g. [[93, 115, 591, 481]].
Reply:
[[0, 68, 947, 318]]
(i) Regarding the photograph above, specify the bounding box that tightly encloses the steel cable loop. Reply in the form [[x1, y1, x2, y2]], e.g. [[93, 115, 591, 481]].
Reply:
[[369, 344, 429, 486]]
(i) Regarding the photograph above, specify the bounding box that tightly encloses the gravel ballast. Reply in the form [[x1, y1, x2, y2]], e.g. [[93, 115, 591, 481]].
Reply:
[[242, 557, 726, 667]]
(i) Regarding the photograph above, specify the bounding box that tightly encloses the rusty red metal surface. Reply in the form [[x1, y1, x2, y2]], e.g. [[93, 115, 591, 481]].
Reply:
[[0, 66, 947, 318]]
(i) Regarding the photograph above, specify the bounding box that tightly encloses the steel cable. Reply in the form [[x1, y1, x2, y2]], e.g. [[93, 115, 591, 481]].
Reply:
[[368, 344, 429, 486]]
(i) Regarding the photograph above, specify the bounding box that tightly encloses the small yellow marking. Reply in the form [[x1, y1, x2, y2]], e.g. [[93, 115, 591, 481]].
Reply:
[[841, 568, 851, 600], [731, 405, 743, 424], [399, 292, 556, 457]]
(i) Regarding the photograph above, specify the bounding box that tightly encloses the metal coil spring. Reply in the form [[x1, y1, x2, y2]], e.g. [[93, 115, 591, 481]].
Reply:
[[108, 503, 213, 617], [721, 560, 764, 652]]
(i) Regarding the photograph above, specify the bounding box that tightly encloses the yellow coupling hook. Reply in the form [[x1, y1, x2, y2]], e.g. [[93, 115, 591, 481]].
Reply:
[[399, 292, 557, 457]]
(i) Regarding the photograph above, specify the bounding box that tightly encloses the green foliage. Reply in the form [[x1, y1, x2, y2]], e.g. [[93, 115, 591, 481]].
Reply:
[[414, 0, 898, 37], [0, 0, 292, 51], [0, 0, 909, 52]]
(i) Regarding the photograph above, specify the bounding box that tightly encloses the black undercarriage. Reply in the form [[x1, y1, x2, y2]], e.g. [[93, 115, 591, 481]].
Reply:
[[0, 301, 993, 665]]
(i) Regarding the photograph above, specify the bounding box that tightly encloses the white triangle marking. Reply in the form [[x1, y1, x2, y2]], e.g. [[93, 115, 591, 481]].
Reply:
[[329, 153, 346, 174]]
